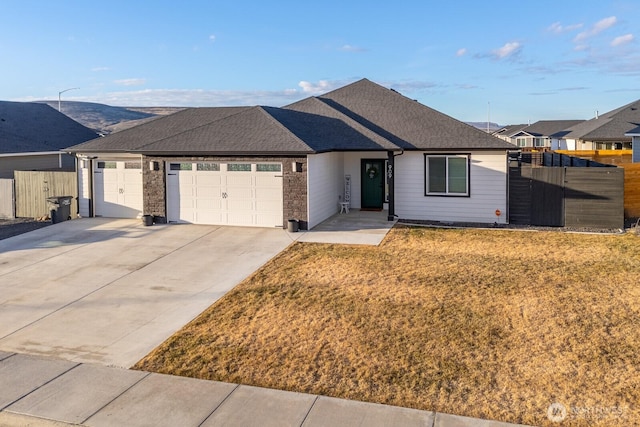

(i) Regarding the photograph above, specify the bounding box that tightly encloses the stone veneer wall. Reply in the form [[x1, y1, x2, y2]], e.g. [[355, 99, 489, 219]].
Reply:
[[143, 155, 308, 229]]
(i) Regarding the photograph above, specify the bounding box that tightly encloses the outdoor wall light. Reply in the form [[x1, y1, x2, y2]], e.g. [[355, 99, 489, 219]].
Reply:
[[292, 161, 302, 172], [149, 161, 159, 171]]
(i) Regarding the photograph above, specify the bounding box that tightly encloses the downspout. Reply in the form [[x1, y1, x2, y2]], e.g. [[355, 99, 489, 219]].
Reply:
[[387, 149, 404, 221], [88, 157, 95, 217]]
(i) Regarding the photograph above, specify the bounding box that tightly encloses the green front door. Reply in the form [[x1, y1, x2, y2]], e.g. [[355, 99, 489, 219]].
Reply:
[[361, 159, 385, 209]]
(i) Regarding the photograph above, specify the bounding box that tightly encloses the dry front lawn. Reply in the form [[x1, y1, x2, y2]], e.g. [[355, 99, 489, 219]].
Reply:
[[134, 226, 640, 426]]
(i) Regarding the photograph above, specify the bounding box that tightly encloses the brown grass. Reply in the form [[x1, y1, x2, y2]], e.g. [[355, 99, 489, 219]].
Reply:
[[134, 226, 640, 426]]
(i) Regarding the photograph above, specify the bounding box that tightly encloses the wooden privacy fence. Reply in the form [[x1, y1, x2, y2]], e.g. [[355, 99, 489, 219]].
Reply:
[[14, 171, 77, 218], [618, 163, 640, 217], [0, 179, 15, 219], [509, 160, 624, 229]]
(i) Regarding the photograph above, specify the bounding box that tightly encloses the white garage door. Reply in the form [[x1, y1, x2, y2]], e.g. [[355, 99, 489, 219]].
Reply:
[[94, 160, 143, 218], [166, 161, 283, 227]]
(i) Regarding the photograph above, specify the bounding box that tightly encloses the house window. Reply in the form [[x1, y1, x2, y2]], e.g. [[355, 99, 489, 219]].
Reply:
[[534, 138, 546, 147], [424, 154, 469, 196], [516, 138, 526, 147]]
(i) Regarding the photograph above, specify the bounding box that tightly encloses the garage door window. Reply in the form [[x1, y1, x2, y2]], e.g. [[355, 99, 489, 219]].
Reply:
[[97, 161, 117, 169], [256, 164, 282, 172], [228, 163, 251, 172], [197, 162, 220, 171], [170, 163, 193, 171], [124, 162, 141, 169]]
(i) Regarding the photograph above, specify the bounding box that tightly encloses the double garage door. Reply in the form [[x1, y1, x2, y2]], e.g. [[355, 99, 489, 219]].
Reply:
[[166, 161, 283, 227]]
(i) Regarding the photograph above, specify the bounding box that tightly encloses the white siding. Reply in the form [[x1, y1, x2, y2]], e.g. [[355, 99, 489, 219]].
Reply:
[[307, 152, 344, 229], [395, 151, 508, 224], [342, 152, 388, 210], [78, 164, 90, 218], [633, 136, 640, 163]]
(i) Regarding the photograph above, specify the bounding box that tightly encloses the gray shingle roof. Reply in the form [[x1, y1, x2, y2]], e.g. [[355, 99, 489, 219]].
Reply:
[[522, 120, 584, 138], [0, 101, 98, 153], [564, 99, 640, 140], [492, 124, 529, 138], [68, 78, 513, 155], [308, 78, 513, 150]]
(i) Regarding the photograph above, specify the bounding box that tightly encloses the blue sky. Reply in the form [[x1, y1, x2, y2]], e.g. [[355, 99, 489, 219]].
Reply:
[[1, 1, 639, 124]]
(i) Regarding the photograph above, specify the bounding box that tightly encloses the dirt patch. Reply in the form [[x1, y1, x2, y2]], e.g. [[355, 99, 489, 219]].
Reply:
[[0, 218, 51, 241]]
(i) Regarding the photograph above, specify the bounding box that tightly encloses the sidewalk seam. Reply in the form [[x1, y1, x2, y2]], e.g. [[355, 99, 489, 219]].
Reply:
[[197, 383, 240, 426], [0, 360, 80, 411], [299, 395, 319, 426], [80, 369, 151, 424]]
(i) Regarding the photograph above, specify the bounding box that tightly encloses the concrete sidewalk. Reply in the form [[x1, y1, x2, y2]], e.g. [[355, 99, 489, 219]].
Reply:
[[0, 352, 528, 427]]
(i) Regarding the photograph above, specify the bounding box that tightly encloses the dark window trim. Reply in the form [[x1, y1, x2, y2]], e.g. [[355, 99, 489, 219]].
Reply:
[[423, 153, 471, 197]]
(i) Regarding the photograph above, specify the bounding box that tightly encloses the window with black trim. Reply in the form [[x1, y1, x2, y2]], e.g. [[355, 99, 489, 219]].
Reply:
[[424, 154, 469, 196]]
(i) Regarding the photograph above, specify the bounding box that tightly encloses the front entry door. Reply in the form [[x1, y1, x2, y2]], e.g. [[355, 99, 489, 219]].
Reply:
[[361, 159, 385, 209]]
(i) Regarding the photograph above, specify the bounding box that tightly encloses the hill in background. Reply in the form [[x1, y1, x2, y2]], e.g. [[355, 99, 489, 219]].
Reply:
[[36, 101, 183, 135]]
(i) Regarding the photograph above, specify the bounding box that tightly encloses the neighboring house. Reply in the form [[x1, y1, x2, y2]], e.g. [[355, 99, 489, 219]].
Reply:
[[627, 126, 640, 162], [559, 99, 640, 150], [0, 101, 98, 179], [66, 79, 514, 229], [493, 121, 583, 149], [492, 124, 528, 145]]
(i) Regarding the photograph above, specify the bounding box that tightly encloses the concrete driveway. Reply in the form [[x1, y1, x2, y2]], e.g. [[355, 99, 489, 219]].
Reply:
[[0, 218, 294, 368]]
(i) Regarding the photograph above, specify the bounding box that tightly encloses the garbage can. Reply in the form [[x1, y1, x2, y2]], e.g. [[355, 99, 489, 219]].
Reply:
[[47, 196, 73, 224], [287, 219, 299, 232], [142, 214, 153, 226]]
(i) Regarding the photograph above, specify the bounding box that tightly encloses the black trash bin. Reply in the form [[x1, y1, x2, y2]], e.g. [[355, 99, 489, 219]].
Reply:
[[142, 214, 153, 226], [287, 219, 299, 232], [47, 196, 73, 224]]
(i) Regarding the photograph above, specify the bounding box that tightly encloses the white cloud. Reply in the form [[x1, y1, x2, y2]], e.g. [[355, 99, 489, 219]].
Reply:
[[209, 34, 216, 43], [298, 80, 338, 94], [339, 44, 366, 52], [611, 34, 634, 47], [574, 16, 617, 42], [456, 48, 467, 57], [68, 88, 306, 107], [547, 22, 583, 34], [114, 78, 146, 86], [492, 41, 522, 59], [91, 66, 110, 72]]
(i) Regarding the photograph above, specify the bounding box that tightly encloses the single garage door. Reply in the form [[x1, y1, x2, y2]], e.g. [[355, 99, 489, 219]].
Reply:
[[94, 160, 143, 218], [166, 161, 283, 227]]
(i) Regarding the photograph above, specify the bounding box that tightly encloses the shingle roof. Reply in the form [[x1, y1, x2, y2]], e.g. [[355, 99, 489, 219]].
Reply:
[[492, 124, 529, 138], [68, 78, 513, 155], [563, 99, 640, 140], [308, 78, 513, 150], [522, 120, 584, 138], [0, 101, 98, 153], [67, 107, 248, 152]]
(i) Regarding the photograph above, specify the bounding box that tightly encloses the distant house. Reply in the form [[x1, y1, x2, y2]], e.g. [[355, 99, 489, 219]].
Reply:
[[0, 101, 98, 179], [492, 124, 528, 146], [559, 99, 640, 150], [67, 79, 514, 229], [494, 121, 583, 149]]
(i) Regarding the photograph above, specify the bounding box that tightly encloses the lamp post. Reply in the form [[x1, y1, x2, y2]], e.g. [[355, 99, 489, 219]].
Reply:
[[58, 87, 79, 112]]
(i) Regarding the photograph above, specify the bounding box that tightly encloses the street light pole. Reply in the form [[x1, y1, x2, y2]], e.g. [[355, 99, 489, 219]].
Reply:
[[58, 87, 80, 112]]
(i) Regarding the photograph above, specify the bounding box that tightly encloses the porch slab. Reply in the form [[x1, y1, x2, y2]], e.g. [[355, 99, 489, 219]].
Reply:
[[293, 210, 396, 245]]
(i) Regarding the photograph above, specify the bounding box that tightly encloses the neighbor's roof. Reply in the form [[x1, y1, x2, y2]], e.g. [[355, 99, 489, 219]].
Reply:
[[626, 125, 640, 136], [68, 78, 513, 154], [563, 99, 640, 140], [521, 120, 584, 138], [0, 101, 98, 153], [492, 124, 529, 138]]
